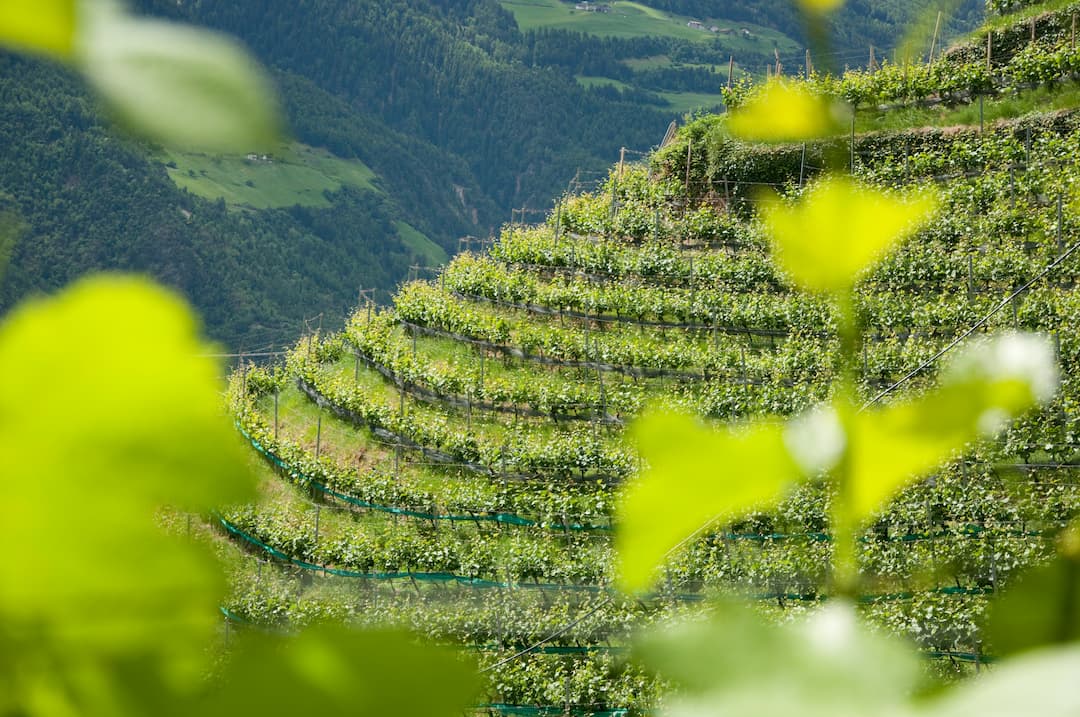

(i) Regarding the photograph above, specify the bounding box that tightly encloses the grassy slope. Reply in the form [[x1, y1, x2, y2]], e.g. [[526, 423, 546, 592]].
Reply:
[[656, 89, 725, 113], [575, 74, 636, 90], [855, 83, 1080, 133], [394, 220, 449, 266], [159, 143, 379, 210], [501, 0, 798, 50], [575, 75, 723, 112], [514, 0, 792, 113]]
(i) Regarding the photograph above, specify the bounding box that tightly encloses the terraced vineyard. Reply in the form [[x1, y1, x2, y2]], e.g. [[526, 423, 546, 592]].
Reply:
[[219, 5, 1080, 714]]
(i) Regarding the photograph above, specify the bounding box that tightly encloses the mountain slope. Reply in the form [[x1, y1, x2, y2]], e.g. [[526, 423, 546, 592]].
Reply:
[[0, 0, 986, 348]]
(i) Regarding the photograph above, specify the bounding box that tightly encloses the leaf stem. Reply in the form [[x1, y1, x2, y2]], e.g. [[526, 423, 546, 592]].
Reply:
[[831, 291, 862, 598]]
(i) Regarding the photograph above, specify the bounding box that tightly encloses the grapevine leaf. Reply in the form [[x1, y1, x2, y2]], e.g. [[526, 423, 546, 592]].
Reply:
[[77, 5, 281, 152], [0, 0, 75, 58], [637, 600, 919, 717], [850, 333, 1057, 524], [0, 276, 254, 713], [926, 645, 1080, 717], [617, 412, 804, 592], [762, 176, 938, 295], [984, 538, 1080, 657], [199, 627, 479, 717], [727, 80, 849, 143]]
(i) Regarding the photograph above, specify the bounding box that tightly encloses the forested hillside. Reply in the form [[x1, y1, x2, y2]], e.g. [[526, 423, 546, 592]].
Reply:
[[0, 53, 490, 347], [136, 0, 678, 210], [146, 0, 983, 208]]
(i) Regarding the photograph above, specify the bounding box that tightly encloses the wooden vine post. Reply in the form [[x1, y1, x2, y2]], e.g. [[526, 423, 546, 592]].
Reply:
[[850, 113, 856, 173], [929, 11, 942, 63], [685, 140, 692, 194]]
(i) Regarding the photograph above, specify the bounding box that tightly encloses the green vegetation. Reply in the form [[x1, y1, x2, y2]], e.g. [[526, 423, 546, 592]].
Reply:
[[655, 88, 725, 111], [0, 0, 991, 345], [159, 143, 379, 210], [0, 7, 480, 717], [11, 0, 1080, 715], [0, 54, 474, 349], [219, 58, 1080, 708], [394, 221, 448, 266], [855, 83, 1080, 132], [575, 74, 636, 91], [208, 4, 1080, 709], [501, 0, 798, 49]]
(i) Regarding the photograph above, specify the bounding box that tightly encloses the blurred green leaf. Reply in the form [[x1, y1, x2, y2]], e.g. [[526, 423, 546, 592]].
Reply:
[[0, 276, 254, 714], [199, 627, 478, 717], [985, 552, 1080, 658], [762, 176, 938, 295], [617, 413, 804, 592], [850, 333, 1057, 524], [926, 645, 1080, 717], [896, 0, 965, 65], [637, 600, 920, 717], [78, 5, 281, 152], [727, 80, 850, 143], [0, 0, 75, 58]]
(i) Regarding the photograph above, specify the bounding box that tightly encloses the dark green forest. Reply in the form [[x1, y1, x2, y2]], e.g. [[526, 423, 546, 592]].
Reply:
[[0, 54, 487, 348]]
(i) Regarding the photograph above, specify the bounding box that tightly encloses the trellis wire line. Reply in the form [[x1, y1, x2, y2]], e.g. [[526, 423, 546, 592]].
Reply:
[[238, 422, 615, 532], [246, 407, 1080, 528], [493, 255, 1076, 297], [471, 508, 1013, 672], [244, 417, 1074, 535], [413, 289, 1023, 347], [443, 289, 799, 336], [477, 511, 725, 674], [350, 348, 623, 424], [476, 259, 1080, 672], [862, 235, 1080, 409], [203, 351, 288, 358], [296, 378, 626, 486]]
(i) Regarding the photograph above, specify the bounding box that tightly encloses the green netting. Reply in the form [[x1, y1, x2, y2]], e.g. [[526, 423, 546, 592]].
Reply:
[[220, 515, 511, 586], [480, 704, 634, 716], [470, 644, 628, 656], [923, 650, 997, 664], [217, 515, 650, 594], [218, 515, 998, 605], [220, 605, 250, 624]]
